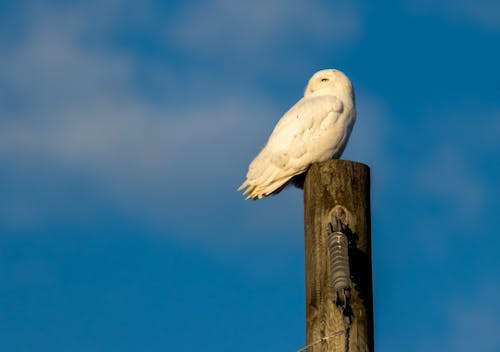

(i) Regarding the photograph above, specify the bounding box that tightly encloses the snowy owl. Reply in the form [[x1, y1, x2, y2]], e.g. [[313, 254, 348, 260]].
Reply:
[[238, 69, 356, 200]]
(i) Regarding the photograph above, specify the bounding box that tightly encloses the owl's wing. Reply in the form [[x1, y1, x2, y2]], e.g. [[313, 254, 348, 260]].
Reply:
[[238, 94, 348, 199]]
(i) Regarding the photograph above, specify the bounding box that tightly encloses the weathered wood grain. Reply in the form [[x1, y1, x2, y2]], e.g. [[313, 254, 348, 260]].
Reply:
[[304, 160, 373, 352]]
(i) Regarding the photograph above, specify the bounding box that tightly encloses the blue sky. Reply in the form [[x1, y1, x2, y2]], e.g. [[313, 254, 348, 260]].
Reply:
[[0, 0, 499, 351]]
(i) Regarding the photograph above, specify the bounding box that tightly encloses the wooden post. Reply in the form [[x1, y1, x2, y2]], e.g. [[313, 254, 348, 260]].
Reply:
[[304, 160, 373, 352]]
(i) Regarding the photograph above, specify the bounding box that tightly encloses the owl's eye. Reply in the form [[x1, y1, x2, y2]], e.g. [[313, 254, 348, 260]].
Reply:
[[321, 78, 329, 82]]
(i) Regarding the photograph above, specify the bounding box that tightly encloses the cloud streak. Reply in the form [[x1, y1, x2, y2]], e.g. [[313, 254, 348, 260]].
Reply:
[[409, 0, 500, 31], [168, 0, 362, 52], [0, 1, 313, 247]]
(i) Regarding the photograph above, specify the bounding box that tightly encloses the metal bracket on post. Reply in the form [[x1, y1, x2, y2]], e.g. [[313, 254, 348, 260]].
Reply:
[[328, 206, 354, 327]]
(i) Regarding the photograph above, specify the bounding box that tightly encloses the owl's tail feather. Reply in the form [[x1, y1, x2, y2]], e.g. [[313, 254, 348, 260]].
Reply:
[[238, 173, 297, 200]]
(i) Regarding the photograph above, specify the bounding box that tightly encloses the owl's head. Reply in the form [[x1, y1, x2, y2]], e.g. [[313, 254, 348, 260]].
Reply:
[[304, 69, 354, 99]]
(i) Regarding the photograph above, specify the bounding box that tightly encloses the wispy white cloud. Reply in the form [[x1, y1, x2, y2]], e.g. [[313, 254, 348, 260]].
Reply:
[[7, 0, 497, 257], [0, 3, 135, 115], [0, 1, 316, 248], [167, 0, 362, 67], [394, 107, 500, 260], [409, 0, 500, 31], [411, 107, 500, 222]]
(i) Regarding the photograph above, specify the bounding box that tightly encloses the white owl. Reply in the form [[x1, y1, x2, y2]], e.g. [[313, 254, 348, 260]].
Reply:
[[238, 69, 356, 200]]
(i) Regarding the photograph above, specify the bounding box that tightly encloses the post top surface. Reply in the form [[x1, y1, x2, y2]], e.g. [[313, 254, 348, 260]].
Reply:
[[312, 159, 370, 170]]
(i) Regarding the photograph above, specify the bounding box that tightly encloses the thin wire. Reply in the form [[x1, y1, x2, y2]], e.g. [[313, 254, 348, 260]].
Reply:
[[295, 330, 346, 352]]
